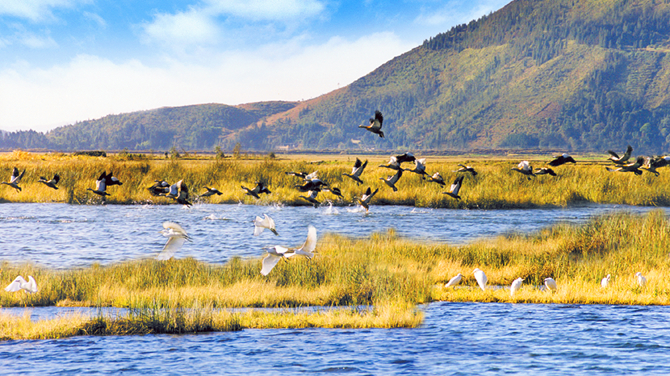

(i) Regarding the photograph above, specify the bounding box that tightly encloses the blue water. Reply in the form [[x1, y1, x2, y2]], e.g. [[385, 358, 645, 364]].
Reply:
[[1, 203, 668, 374], [1, 302, 669, 374]]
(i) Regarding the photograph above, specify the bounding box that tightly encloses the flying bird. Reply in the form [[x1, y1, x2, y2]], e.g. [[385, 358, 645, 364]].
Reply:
[[299, 190, 321, 207], [641, 156, 670, 176], [444, 273, 462, 288], [323, 186, 343, 199], [4, 275, 38, 293], [510, 278, 523, 296], [285, 171, 309, 179], [395, 152, 415, 164], [253, 214, 278, 236], [427, 172, 446, 186], [358, 110, 384, 138], [296, 178, 328, 192], [166, 180, 192, 206], [147, 180, 170, 196], [378, 156, 401, 170], [380, 169, 403, 192], [548, 153, 576, 167], [511, 161, 535, 179], [104, 171, 122, 186], [358, 187, 379, 212], [261, 225, 317, 276], [87, 172, 110, 198], [342, 158, 368, 185], [200, 187, 223, 197], [544, 277, 558, 292], [2, 167, 25, 192], [605, 156, 644, 175], [404, 158, 429, 178], [608, 145, 633, 165], [242, 181, 271, 199], [38, 174, 60, 190], [473, 268, 487, 291], [156, 222, 190, 261], [456, 164, 478, 176], [534, 167, 557, 176], [635, 272, 647, 287], [443, 175, 464, 200], [601, 274, 611, 288]]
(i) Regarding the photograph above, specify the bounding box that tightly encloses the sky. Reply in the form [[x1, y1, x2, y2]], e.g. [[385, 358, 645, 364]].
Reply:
[[0, 0, 510, 132]]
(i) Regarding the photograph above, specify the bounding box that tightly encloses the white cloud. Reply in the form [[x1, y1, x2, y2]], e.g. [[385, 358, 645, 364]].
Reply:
[[0, 32, 413, 132], [0, 0, 89, 22], [83, 11, 106, 28], [20, 33, 57, 49], [141, 8, 220, 46], [206, 0, 325, 21]]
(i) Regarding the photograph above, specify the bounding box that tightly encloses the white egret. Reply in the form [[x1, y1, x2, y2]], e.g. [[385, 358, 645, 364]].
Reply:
[[544, 277, 558, 292], [601, 274, 611, 288], [473, 268, 487, 291], [253, 214, 278, 236], [5, 275, 38, 293], [157, 222, 190, 261], [635, 272, 647, 287], [510, 278, 523, 296], [261, 225, 317, 276], [444, 273, 462, 288]]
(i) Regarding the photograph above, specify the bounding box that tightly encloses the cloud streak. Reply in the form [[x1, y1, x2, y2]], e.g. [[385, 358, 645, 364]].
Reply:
[[0, 0, 89, 22]]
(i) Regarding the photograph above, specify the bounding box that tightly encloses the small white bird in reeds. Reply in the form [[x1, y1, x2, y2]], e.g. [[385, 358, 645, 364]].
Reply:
[[601, 274, 611, 288], [5, 275, 38, 293], [473, 268, 487, 291], [444, 273, 462, 288], [261, 225, 317, 276], [510, 278, 523, 296], [156, 222, 190, 261], [544, 277, 558, 292], [635, 272, 647, 287], [253, 214, 278, 236]]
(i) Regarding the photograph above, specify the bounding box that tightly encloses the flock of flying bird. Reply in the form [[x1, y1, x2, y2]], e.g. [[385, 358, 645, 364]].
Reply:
[[2, 110, 666, 295]]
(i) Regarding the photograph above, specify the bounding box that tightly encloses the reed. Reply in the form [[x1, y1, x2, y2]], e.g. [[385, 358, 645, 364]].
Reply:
[[2, 151, 670, 207]]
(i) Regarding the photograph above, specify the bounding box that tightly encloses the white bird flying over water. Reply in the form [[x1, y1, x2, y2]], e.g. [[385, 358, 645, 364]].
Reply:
[[473, 268, 487, 291], [253, 214, 278, 236], [510, 278, 523, 296], [5, 275, 38, 293], [261, 225, 317, 276], [601, 274, 611, 288], [445, 273, 462, 288], [544, 277, 558, 292], [157, 222, 190, 261]]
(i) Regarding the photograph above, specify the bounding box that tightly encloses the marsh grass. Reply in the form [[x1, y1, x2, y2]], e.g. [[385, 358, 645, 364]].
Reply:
[[2, 152, 670, 207]]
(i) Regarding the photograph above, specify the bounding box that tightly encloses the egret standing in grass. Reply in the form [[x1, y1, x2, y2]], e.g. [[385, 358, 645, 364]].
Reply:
[[156, 222, 190, 261], [473, 268, 487, 291], [601, 274, 611, 288], [510, 278, 523, 296], [2, 167, 26, 192], [5, 275, 38, 293], [261, 225, 317, 276], [253, 214, 278, 236], [444, 273, 462, 288], [635, 272, 647, 287], [544, 277, 558, 292]]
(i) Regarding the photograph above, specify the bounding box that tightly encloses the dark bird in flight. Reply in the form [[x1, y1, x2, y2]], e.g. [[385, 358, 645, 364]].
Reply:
[[380, 169, 403, 192], [443, 175, 464, 200], [548, 153, 576, 167], [535, 167, 557, 176], [511, 161, 535, 180], [242, 181, 271, 199], [103, 171, 122, 186], [148, 180, 170, 196], [358, 110, 384, 138], [342, 158, 367, 185], [87, 171, 111, 198], [1, 167, 25, 192], [200, 187, 223, 197], [606, 156, 644, 175], [456, 164, 478, 176], [395, 152, 415, 164], [38, 174, 60, 189], [607, 145, 633, 165], [166, 180, 192, 206], [427, 172, 446, 186], [358, 187, 379, 212]]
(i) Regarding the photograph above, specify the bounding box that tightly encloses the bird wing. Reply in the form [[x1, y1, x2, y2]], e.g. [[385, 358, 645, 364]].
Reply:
[[622, 145, 633, 160], [305, 171, 318, 180], [163, 221, 188, 236], [297, 225, 317, 257], [353, 158, 362, 169], [10, 167, 19, 182], [261, 254, 282, 276], [96, 177, 107, 192], [607, 150, 620, 159], [53, 174, 60, 184], [390, 169, 403, 184], [253, 216, 266, 236], [157, 236, 186, 260], [5, 276, 27, 292], [450, 176, 464, 196], [26, 276, 38, 293]]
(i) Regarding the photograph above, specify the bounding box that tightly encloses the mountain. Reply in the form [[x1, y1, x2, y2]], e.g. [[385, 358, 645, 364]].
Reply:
[[3, 0, 670, 153]]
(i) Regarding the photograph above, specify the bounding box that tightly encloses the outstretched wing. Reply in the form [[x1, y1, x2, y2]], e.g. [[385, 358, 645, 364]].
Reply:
[[261, 254, 282, 276], [296, 225, 317, 258], [5, 276, 27, 292], [450, 176, 464, 196], [157, 236, 187, 261], [26, 276, 38, 293]]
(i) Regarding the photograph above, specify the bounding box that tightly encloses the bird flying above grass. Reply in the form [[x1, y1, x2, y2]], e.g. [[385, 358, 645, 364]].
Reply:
[[2, 167, 25, 192], [261, 225, 317, 276]]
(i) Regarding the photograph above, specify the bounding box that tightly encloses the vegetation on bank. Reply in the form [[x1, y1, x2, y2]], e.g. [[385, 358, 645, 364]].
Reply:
[[1, 210, 669, 339], [1, 151, 670, 208]]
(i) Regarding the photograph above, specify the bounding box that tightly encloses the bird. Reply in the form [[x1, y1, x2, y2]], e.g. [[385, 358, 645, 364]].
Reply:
[[299, 190, 320, 207], [444, 273, 462, 288], [166, 180, 191, 206], [601, 274, 611, 288], [242, 181, 271, 199], [200, 187, 223, 197], [296, 178, 328, 192], [641, 156, 670, 176], [285, 171, 309, 179], [358, 187, 378, 212], [261, 225, 317, 276], [427, 172, 446, 186], [635, 272, 647, 287], [544, 277, 558, 292], [104, 171, 122, 186], [342, 158, 368, 185], [404, 158, 429, 178], [5, 275, 38, 293], [87, 171, 110, 198], [608, 145, 633, 165], [534, 167, 557, 176], [605, 156, 644, 175], [147, 180, 170, 196], [253, 214, 278, 236], [548, 153, 576, 167], [2, 167, 25, 192], [395, 152, 416, 164], [156, 222, 190, 261], [456, 164, 478, 176], [510, 278, 523, 296], [378, 156, 401, 170], [358, 110, 384, 138], [511, 161, 535, 179], [38, 174, 60, 189], [473, 268, 487, 291], [443, 175, 464, 200], [380, 169, 403, 192], [323, 186, 343, 198]]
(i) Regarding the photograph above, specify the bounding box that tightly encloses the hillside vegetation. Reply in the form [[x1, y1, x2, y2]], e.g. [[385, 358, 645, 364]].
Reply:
[[3, 0, 670, 153]]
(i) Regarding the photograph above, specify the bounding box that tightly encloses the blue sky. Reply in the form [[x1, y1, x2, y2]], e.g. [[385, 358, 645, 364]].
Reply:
[[0, 0, 510, 132]]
